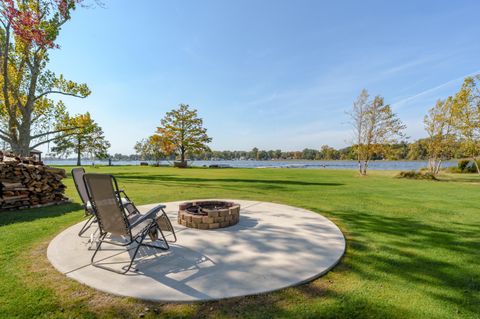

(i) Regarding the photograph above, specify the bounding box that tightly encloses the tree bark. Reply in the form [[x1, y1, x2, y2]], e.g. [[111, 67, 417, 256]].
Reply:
[[362, 160, 369, 175], [76, 137, 82, 166], [435, 159, 442, 175], [180, 145, 186, 165]]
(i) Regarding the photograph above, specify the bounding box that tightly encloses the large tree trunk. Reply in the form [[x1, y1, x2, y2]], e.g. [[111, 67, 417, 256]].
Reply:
[[11, 124, 31, 157], [180, 146, 185, 163], [76, 137, 82, 166], [180, 145, 186, 166]]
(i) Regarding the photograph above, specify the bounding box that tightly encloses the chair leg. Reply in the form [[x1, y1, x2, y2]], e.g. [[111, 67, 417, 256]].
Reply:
[[159, 208, 177, 243], [90, 232, 107, 265], [122, 231, 149, 274], [91, 223, 169, 274], [78, 214, 96, 236]]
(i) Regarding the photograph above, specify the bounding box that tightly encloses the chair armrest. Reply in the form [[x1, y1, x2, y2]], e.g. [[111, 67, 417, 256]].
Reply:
[[128, 204, 165, 228]]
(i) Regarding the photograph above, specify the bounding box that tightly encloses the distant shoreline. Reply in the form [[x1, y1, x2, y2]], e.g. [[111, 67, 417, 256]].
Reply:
[[43, 159, 457, 171]]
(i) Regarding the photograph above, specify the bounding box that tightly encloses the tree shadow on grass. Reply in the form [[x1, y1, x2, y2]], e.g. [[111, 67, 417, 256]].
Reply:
[[321, 208, 480, 317], [112, 173, 344, 187], [437, 175, 480, 183], [0, 202, 83, 227]]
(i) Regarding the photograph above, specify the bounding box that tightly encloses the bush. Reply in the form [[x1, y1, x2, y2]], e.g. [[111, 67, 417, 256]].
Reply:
[[445, 166, 462, 173], [396, 171, 437, 180], [456, 160, 480, 173]]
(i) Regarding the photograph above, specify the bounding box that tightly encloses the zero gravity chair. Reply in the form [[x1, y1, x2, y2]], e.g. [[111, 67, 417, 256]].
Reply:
[[82, 173, 177, 274], [72, 167, 132, 236]]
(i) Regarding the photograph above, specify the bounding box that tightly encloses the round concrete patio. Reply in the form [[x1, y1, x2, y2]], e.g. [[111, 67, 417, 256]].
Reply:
[[47, 200, 345, 302]]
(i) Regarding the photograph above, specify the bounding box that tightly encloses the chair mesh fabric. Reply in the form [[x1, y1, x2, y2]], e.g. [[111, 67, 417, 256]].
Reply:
[[84, 174, 129, 236], [156, 213, 172, 232], [72, 168, 89, 205], [128, 214, 154, 236]]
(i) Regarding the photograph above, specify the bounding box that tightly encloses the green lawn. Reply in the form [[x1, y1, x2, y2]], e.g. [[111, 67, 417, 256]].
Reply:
[[0, 166, 479, 318]]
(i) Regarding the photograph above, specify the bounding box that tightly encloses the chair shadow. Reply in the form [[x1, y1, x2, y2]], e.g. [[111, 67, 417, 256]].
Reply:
[[89, 240, 218, 300]]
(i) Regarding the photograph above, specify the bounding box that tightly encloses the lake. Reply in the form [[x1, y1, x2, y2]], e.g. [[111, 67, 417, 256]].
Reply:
[[43, 159, 458, 171]]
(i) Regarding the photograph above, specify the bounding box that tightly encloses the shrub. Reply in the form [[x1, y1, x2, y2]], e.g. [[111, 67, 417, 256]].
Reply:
[[396, 171, 437, 180], [445, 166, 462, 173], [458, 160, 471, 172], [456, 160, 480, 173]]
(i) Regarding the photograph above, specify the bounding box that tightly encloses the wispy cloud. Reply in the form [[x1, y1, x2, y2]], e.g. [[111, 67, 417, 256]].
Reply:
[[382, 57, 436, 76], [391, 69, 480, 109]]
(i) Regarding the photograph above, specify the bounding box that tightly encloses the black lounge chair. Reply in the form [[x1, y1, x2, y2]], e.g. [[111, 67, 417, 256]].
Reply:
[[72, 167, 132, 236], [83, 173, 176, 274]]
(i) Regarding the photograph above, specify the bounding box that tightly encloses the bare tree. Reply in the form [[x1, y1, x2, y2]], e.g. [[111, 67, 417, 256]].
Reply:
[[348, 89, 406, 175]]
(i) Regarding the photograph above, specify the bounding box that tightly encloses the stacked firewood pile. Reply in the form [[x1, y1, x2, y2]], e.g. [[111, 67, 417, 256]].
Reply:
[[0, 151, 68, 210]]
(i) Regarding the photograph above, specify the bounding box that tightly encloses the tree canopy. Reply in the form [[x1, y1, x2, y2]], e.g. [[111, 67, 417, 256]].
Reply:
[[349, 89, 406, 175], [156, 104, 211, 167], [134, 134, 174, 165], [52, 112, 110, 165], [0, 0, 91, 155]]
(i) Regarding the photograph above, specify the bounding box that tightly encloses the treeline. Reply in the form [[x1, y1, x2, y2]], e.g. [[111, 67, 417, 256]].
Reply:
[[192, 140, 467, 161], [100, 139, 468, 162]]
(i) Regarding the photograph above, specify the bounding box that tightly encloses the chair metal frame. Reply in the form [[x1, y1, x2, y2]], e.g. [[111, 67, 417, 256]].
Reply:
[[83, 173, 176, 274], [73, 168, 137, 237], [72, 168, 96, 236]]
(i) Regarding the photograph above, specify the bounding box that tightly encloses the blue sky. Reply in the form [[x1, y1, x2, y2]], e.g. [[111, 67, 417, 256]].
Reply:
[[43, 0, 480, 154]]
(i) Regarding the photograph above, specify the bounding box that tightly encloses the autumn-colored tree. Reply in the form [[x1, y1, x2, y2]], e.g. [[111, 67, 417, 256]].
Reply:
[[0, 0, 91, 156], [424, 98, 456, 175], [52, 112, 110, 165], [156, 104, 211, 167], [134, 134, 174, 166], [452, 75, 480, 174], [349, 89, 406, 175]]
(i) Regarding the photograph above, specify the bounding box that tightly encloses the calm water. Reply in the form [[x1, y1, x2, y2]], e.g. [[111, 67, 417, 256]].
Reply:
[[43, 159, 457, 171]]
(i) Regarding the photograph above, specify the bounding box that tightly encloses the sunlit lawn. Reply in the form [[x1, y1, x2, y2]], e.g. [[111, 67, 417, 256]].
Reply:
[[0, 166, 479, 318]]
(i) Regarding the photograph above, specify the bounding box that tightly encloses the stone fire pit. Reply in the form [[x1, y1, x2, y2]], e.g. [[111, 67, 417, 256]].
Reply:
[[178, 200, 240, 230]]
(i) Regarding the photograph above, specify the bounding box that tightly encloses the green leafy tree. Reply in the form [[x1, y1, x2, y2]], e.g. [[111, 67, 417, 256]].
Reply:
[[407, 138, 429, 160], [156, 104, 211, 167], [52, 112, 110, 165], [318, 145, 340, 160], [424, 98, 456, 175], [134, 134, 173, 165], [302, 148, 317, 160], [348, 89, 406, 175], [452, 75, 480, 173], [249, 147, 259, 160], [0, 0, 92, 156]]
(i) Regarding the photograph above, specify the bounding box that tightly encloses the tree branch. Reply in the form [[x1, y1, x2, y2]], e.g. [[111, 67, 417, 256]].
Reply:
[[0, 133, 12, 143], [29, 131, 78, 151], [0, 127, 12, 138], [34, 90, 87, 101], [30, 126, 79, 140]]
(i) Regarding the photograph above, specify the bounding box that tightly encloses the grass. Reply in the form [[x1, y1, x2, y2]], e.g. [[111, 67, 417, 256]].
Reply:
[[0, 166, 479, 319]]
